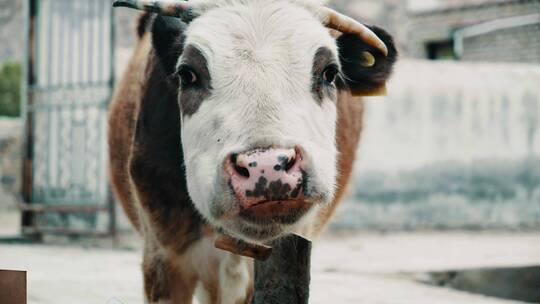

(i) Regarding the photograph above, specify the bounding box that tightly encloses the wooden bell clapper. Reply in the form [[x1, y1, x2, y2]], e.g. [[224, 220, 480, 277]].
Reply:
[[215, 234, 312, 304]]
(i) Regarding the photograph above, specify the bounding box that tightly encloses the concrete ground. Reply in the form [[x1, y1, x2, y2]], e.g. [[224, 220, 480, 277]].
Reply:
[[1, 230, 539, 304]]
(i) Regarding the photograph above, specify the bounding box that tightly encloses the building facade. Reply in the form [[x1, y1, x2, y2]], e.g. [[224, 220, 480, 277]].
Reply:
[[406, 0, 540, 63]]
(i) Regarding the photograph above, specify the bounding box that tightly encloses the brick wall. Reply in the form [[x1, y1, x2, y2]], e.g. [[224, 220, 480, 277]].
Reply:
[[461, 23, 540, 63], [406, 0, 540, 61]]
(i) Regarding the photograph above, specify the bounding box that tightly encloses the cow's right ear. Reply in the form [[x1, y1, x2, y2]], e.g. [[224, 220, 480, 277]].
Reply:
[[337, 26, 397, 96], [151, 15, 187, 76]]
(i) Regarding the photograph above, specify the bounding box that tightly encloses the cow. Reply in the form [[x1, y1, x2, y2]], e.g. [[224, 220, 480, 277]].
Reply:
[[108, 0, 397, 303]]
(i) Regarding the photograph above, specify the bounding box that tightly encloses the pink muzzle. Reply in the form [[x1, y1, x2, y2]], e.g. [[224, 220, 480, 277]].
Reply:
[[225, 148, 304, 210]]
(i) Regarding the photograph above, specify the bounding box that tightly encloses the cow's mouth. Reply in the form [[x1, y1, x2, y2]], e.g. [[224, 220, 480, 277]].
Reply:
[[238, 199, 312, 225]]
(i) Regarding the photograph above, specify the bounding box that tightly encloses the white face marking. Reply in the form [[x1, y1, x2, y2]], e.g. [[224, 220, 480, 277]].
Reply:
[[179, 0, 339, 241]]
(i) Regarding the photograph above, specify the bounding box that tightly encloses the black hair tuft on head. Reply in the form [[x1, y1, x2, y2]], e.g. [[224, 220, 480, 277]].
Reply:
[[151, 15, 187, 75]]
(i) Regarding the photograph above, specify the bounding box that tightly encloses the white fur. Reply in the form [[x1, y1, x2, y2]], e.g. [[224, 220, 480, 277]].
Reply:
[[218, 253, 251, 302], [177, 235, 251, 304], [180, 0, 339, 240]]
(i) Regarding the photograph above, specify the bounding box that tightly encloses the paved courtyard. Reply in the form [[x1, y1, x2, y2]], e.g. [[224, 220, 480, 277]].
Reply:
[[1, 231, 539, 303]]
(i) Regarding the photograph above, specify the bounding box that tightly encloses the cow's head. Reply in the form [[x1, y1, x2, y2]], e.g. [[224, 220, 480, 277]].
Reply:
[[115, 0, 396, 242]]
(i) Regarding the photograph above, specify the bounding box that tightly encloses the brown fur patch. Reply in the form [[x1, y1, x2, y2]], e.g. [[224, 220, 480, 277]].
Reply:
[[313, 90, 364, 234], [109, 33, 206, 301], [143, 253, 172, 302], [129, 50, 204, 254], [108, 33, 204, 253], [143, 250, 199, 303], [108, 35, 153, 230]]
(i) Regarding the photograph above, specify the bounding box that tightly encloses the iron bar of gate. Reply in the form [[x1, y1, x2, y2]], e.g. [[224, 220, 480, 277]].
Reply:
[[44, 0, 53, 203], [21, 226, 112, 238], [21, 0, 39, 240], [109, 0, 118, 245], [18, 203, 109, 213], [252, 235, 312, 304]]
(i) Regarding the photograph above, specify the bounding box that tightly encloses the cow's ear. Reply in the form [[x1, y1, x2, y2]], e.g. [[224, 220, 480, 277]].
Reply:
[[337, 26, 397, 96], [151, 15, 187, 75]]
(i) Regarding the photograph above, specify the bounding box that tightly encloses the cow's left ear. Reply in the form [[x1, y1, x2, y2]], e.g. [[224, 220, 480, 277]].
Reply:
[[337, 26, 397, 96]]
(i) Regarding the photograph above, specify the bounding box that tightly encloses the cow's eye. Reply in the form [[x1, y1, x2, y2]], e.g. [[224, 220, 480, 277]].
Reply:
[[178, 66, 198, 86], [323, 65, 339, 84]]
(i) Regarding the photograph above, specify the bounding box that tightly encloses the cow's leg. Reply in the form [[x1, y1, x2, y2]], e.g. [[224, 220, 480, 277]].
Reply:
[[194, 252, 251, 304], [143, 249, 197, 304], [218, 254, 252, 304]]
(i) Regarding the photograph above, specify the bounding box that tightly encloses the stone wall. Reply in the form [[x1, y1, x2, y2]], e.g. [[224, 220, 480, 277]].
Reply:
[[461, 22, 540, 64], [332, 59, 540, 230], [0, 0, 24, 64], [0, 118, 22, 210]]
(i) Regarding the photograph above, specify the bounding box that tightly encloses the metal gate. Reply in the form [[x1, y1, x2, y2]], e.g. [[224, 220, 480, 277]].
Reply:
[[21, 0, 115, 237]]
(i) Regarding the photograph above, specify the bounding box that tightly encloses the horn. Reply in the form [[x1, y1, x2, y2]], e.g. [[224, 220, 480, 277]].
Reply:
[[318, 7, 388, 56], [295, 1, 389, 56], [112, 0, 199, 22]]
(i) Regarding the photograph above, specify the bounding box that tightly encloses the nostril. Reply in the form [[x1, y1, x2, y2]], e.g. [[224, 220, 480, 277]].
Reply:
[[230, 153, 250, 178], [283, 148, 301, 172], [284, 155, 296, 172], [235, 165, 250, 178]]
